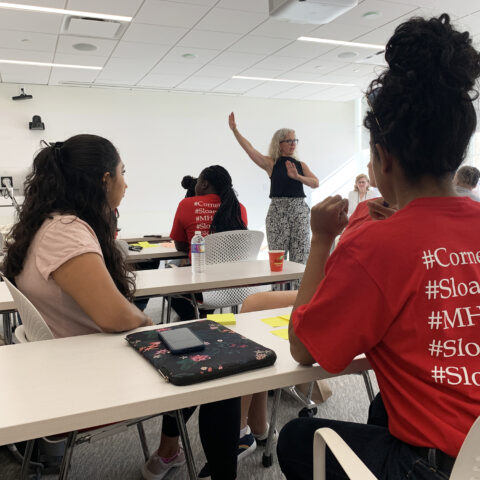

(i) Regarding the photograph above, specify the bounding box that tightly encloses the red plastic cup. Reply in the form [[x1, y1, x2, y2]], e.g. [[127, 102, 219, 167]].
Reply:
[[269, 250, 285, 272]]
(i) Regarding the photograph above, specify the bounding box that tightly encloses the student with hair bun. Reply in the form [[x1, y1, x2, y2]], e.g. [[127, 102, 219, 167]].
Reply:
[[278, 14, 480, 479]]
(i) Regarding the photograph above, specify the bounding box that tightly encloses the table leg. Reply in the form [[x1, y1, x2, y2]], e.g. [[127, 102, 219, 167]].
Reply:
[[263, 388, 282, 467], [167, 296, 172, 324], [190, 294, 200, 319], [175, 409, 197, 479]]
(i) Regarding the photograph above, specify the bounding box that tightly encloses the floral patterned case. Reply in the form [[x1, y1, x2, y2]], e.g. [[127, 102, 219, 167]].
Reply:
[[125, 320, 277, 386]]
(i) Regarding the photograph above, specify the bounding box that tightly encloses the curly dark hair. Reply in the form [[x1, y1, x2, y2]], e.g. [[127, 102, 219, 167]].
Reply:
[[181, 175, 197, 198], [364, 14, 480, 178], [3, 134, 135, 300], [199, 165, 247, 234]]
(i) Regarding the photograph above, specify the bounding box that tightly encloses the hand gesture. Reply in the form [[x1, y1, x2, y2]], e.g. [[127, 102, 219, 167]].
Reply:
[[367, 198, 397, 221], [310, 195, 348, 239], [285, 160, 300, 180], [228, 112, 237, 131]]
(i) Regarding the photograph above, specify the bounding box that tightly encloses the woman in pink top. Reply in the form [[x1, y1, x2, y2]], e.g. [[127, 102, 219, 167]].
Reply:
[[3, 134, 240, 480]]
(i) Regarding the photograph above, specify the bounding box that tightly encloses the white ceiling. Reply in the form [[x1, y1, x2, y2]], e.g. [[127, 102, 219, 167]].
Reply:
[[1, 0, 480, 102]]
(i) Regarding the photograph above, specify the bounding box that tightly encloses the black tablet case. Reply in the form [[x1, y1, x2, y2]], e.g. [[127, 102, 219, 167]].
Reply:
[[126, 320, 277, 386]]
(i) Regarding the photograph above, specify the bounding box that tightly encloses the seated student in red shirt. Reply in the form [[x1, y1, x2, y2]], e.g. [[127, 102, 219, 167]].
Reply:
[[170, 165, 247, 255], [277, 14, 480, 480], [169, 165, 248, 320]]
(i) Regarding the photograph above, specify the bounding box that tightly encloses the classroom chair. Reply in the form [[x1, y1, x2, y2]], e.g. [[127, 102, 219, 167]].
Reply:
[[313, 416, 480, 480], [1, 276, 157, 480]]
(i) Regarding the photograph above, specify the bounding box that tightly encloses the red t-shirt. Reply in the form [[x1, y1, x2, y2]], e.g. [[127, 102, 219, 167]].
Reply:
[[293, 196, 480, 457], [170, 193, 248, 251]]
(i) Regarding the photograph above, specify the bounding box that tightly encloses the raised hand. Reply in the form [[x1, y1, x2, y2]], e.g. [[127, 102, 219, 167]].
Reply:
[[228, 112, 237, 131], [285, 160, 300, 180]]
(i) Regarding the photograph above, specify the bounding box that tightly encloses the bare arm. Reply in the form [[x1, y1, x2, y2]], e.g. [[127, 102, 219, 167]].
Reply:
[[288, 196, 349, 365], [174, 240, 189, 253], [52, 253, 153, 333], [285, 161, 319, 189], [229, 112, 273, 173]]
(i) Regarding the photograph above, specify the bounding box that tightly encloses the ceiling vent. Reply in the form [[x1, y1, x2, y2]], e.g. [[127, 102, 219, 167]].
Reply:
[[62, 16, 127, 39], [269, 0, 358, 25]]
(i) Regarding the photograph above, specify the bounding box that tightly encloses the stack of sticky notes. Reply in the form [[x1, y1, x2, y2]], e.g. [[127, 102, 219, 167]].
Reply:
[[261, 314, 290, 340], [207, 313, 236, 326]]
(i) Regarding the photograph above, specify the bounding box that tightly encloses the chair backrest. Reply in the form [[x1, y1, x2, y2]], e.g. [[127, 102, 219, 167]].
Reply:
[[451, 416, 480, 480], [201, 230, 268, 309], [204, 230, 264, 265], [2, 276, 54, 342]]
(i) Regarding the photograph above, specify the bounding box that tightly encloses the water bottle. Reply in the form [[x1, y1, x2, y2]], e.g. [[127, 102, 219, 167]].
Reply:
[[191, 231, 206, 274]]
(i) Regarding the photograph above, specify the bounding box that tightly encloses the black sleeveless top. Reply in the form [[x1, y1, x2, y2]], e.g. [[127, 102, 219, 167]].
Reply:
[[269, 156, 306, 198]]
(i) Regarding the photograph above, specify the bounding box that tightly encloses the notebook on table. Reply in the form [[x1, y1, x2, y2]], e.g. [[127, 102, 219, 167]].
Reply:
[[126, 320, 277, 386]]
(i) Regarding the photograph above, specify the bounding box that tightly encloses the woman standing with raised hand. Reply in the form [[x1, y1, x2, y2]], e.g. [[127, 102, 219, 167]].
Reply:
[[228, 113, 318, 265]]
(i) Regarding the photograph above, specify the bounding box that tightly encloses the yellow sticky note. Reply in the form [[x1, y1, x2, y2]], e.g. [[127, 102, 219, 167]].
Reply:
[[137, 241, 159, 248], [207, 313, 236, 326], [271, 328, 289, 340], [279, 314, 290, 321], [261, 316, 289, 328]]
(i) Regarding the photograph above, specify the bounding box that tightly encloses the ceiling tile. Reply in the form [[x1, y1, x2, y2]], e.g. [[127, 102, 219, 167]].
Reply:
[[195, 64, 242, 77], [137, 73, 186, 87], [56, 35, 117, 57], [167, 0, 217, 6], [381, 0, 480, 17], [293, 57, 346, 75], [0, 10, 62, 34], [66, 0, 144, 16], [150, 60, 200, 75], [0, 48, 53, 62], [48, 68, 100, 85], [0, 64, 51, 84], [229, 35, 292, 55], [212, 77, 264, 93], [251, 18, 319, 39], [334, 0, 418, 27], [53, 53, 106, 67], [210, 51, 264, 69], [177, 75, 224, 90], [457, 12, 480, 37], [216, 0, 269, 14], [329, 63, 381, 77], [95, 69, 147, 84], [134, 0, 211, 28], [275, 40, 334, 59], [239, 67, 284, 78], [0, 30, 57, 53], [178, 29, 241, 50], [244, 82, 295, 98], [162, 46, 220, 65], [112, 41, 170, 60], [274, 83, 332, 99], [307, 22, 376, 41], [122, 23, 188, 45], [252, 55, 308, 71], [100, 57, 159, 78], [195, 8, 267, 34]]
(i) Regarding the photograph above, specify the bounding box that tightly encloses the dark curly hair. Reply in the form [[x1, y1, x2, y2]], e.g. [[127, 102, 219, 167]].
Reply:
[[181, 175, 197, 198], [364, 14, 480, 178], [3, 134, 135, 300], [199, 165, 247, 234]]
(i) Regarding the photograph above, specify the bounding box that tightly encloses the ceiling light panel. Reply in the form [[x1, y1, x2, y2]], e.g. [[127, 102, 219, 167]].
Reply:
[[298, 36, 384, 49], [233, 75, 355, 87], [0, 59, 102, 69], [0, 2, 133, 21]]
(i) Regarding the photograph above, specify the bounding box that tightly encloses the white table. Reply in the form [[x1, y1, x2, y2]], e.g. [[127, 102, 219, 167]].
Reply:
[[134, 260, 304, 297], [0, 260, 304, 344], [126, 245, 187, 262], [0, 307, 370, 446]]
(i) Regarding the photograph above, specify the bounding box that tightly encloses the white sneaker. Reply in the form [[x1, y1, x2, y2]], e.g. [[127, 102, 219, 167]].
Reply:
[[253, 423, 278, 445], [141, 447, 186, 480]]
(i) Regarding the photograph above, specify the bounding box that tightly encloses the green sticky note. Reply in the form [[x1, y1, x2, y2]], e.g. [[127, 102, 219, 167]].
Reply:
[[261, 316, 289, 327], [271, 328, 289, 340], [207, 313, 236, 326]]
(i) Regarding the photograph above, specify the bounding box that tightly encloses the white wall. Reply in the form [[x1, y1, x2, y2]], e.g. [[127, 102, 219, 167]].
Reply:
[[0, 83, 355, 236]]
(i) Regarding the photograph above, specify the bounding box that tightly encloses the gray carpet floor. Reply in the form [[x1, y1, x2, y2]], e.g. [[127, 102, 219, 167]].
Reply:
[[0, 298, 378, 480]]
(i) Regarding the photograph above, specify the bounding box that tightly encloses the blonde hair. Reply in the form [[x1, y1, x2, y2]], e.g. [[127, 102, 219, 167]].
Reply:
[[353, 174, 370, 192], [268, 128, 297, 162]]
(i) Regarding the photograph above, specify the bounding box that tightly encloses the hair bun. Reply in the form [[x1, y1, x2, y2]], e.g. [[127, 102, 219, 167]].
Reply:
[[181, 175, 197, 190], [385, 14, 480, 95]]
